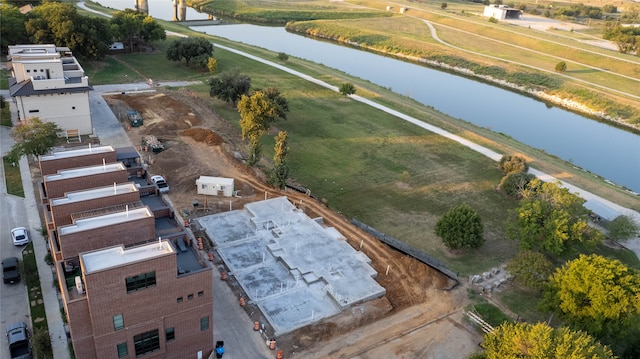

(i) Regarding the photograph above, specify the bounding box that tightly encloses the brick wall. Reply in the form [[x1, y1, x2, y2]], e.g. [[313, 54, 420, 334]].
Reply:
[[75, 252, 213, 359], [44, 170, 128, 200], [51, 191, 140, 227], [40, 151, 117, 175], [59, 216, 156, 259]]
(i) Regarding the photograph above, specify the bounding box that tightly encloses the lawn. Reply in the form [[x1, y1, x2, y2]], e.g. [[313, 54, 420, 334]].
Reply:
[[3, 156, 24, 197], [22, 243, 48, 331]]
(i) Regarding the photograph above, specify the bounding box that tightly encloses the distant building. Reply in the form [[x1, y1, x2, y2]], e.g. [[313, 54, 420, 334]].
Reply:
[[7, 44, 93, 135], [37, 146, 214, 359], [483, 5, 522, 20]]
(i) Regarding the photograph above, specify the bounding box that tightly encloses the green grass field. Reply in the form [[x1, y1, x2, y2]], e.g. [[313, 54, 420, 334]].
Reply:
[[3, 156, 24, 197]]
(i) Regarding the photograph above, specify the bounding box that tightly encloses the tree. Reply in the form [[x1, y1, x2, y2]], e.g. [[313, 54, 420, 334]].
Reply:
[[140, 15, 166, 44], [498, 172, 536, 199], [207, 57, 218, 74], [238, 90, 288, 165], [31, 326, 53, 359], [271, 131, 290, 189], [277, 52, 289, 61], [606, 215, 639, 241], [498, 154, 528, 174], [110, 9, 143, 50], [543, 254, 640, 340], [441, 2, 448, 10], [481, 322, 615, 359], [0, 5, 28, 54], [508, 179, 602, 255], [209, 69, 251, 107], [25, 2, 111, 60], [434, 204, 484, 250], [555, 61, 567, 72], [506, 250, 554, 290], [9, 117, 60, 160], [166, 37, 213, 66], [338, 82, 356, 96]]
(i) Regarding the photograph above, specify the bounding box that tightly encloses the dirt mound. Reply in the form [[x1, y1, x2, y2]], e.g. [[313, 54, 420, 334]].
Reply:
[[181, 128, 223, 146]]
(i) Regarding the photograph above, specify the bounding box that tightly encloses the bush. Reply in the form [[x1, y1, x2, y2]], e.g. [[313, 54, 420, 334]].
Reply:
[[498, 172, 536, 199], [498, 155, 528, 174], [555, 61, 567, 73], [435, 204, 484, 250]]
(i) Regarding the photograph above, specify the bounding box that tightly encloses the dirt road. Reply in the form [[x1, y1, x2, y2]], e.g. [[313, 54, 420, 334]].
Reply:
[[105, 89, 483, 358]]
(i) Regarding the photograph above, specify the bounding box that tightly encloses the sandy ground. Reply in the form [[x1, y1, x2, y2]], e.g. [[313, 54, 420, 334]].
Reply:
[[105, 88, 483, 358]]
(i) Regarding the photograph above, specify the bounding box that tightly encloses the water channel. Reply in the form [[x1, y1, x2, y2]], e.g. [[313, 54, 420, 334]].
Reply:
[[99, 0, 640, 192]]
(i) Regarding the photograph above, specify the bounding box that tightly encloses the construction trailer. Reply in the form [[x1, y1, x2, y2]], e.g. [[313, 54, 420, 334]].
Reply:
[[196, 176, 234, 197]]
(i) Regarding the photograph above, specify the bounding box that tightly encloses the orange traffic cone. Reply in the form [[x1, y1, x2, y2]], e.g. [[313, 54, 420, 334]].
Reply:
[[208, 253, 214, 262], [276, 350, 283, 359]]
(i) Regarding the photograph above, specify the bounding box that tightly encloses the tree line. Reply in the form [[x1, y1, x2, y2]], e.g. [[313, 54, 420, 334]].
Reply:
[[0, 3, 165, 59]]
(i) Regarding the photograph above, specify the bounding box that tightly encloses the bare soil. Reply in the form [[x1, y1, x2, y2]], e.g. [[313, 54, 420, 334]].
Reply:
[[104, 89, 482, 358]]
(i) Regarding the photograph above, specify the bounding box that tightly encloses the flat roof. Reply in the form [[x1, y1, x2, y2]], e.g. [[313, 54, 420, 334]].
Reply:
[[40, 145, 115, 161], [44, 162, 125, 182], [196, 176, 234, 185], [58, 207, 153, 236], [50, 182, 138, 206], [82, 241, 174, 274]]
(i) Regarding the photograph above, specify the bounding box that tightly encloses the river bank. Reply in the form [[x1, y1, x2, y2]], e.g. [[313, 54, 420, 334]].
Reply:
[[284, 25, 640, 135]]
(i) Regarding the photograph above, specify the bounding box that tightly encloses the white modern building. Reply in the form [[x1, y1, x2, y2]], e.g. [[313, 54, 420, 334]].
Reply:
[[483, 5, 522, 20], [7, 44, 93, 135]]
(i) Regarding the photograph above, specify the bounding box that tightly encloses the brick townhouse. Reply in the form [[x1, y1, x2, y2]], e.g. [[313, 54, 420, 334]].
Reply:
[[38, 146, 214, 358]]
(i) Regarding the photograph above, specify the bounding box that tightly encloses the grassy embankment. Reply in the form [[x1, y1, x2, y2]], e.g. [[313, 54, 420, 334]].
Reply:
[[81, 0, 638, 323], [196, 0, 640, 128]]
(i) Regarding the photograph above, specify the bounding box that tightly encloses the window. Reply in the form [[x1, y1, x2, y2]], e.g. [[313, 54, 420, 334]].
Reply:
[[117, 342, 128, 358], [133, 329, 160, 357], [113, 314, 124, 331], [177, 297, 183, 303], [200, 316, 209, 331], [28, 109, 39, 113], [198, 291, 204, 297], [126, 272, 156, 293], [187, 294, 193, 300], [165, 327, 175, 342]]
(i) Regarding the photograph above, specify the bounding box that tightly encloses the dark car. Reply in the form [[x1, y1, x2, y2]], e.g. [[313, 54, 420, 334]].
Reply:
[[2, 257, 20, 284], [6, 322, 32, 359], [127, 110, 143, 127]]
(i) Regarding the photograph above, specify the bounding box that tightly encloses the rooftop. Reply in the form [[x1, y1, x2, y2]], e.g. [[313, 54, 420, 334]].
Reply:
[[50, 182, 138, 206], [197, 176, 234, 185], [82, 241, 174, 274], [58, 207, 153, 235], [41, 145, 114, 161], [198, 196, 385, 335], [44, 162, 125, 182]]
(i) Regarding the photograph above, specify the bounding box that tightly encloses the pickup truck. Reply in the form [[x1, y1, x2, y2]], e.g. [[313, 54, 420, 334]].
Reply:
[[127, 110, 143, 127], [151, 175, 169, 193], [6, 322, 32, 359]]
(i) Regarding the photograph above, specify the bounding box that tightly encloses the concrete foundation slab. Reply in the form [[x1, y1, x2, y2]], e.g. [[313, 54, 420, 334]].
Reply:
[[197, 196, 386, 335]]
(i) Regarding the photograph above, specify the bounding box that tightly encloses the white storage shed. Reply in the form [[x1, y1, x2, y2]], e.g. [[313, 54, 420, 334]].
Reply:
[[196, 176, 234, 197]]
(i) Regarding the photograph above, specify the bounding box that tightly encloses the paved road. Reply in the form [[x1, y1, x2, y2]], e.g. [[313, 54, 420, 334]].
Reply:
[[0, 103, 32, 359]]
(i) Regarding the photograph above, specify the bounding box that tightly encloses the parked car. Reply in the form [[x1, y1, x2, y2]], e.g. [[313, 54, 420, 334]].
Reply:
[[151, 175, 169, 193], [10, 227, 29, 246], [127, 110, 143, 127], [2, 257, 20, 284], [5, 322, 32, 359]]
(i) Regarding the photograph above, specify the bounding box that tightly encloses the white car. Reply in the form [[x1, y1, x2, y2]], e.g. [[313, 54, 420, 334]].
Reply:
[[151, 175, 169, 193], [10, 227, 30, 246]]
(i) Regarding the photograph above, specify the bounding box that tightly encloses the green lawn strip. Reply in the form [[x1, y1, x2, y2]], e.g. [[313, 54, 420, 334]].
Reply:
[[472, 302, 514, 327], [3, 156, 24, 197], [1, 69, 9, 90], [496, 286, 548, 324], [84, 56, 144, 85], [1, 106, 12, 126], [22, 242, 49, 331]]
